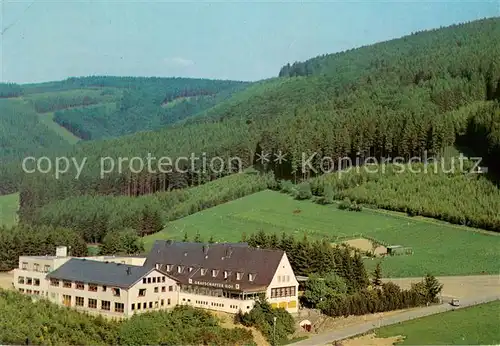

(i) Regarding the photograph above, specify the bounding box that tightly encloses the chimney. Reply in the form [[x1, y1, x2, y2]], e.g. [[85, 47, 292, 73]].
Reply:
[[56, 246, 67, 257], [126, 267, 132, 275]]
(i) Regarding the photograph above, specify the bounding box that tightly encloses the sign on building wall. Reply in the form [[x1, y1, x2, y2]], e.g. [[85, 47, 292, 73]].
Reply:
[[193, 281, 235, 289]]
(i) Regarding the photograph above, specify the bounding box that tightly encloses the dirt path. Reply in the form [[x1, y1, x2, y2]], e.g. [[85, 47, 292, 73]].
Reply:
[[292, 275, 500, 345], [292, 294, 500, 345]]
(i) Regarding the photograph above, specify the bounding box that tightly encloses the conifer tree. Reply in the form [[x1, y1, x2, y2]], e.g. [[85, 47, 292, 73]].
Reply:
[[423, 274, 443, 303], [193, 231, 202, 243], [269, 233, 279, 249], [352, 253, 370, 290], [372, 262, 383, 287]]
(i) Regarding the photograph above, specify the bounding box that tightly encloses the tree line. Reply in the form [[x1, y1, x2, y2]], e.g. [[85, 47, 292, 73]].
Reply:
[[0, 225, 87, 271], [24, 172, 274, 243], [246, 230, 443, 320], [0, 83, 23, 98], [304, 269, 443, 318], [246, 230, 370, 292]]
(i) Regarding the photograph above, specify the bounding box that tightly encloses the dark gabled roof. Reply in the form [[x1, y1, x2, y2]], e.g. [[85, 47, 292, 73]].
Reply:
[[46, 258, 154, 289], [144, 241, 285, 291]]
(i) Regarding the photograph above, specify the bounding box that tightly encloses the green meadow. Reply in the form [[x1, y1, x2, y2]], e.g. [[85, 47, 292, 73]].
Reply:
[[376, 300, 500, 345], [0, 193, 19, 227], [38, 112, 81, 144], [144, 190, 500, 278]]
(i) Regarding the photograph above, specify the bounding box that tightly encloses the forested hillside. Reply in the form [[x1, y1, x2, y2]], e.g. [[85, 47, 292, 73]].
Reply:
[[52, 83, 248, 140], [0, 99, 69, 164], [0, 77, 250, 195], [14, 17, 500, 232]]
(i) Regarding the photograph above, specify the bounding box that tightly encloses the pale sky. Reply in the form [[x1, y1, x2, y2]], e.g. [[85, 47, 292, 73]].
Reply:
[[0, 0, 498, 83]]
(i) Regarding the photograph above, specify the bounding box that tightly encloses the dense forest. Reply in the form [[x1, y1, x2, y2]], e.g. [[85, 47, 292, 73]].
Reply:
[[0, 225, 88, 271], [52, 85, 248, 140], [0, 83, 23, 98], [0, 76, 250, 194], [306, 161, 500, 231], [0, 292, 256, 346], [459, 101, 500, 175], [25, 89, 119, 113], [0, 99, 69, 165], [24, 172, 274, 243], [14, 18, 500, 233]]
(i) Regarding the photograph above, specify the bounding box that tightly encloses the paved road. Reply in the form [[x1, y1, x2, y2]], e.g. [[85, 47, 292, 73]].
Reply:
[[292, 295, 500, 346]]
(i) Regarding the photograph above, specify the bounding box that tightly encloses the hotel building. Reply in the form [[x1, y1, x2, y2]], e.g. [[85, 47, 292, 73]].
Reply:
[[12, 241, 299, 318]]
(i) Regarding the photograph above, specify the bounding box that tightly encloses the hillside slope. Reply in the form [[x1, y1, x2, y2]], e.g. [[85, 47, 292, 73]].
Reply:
[[14, 17, 500, 232], [0, 77, 250, 194]]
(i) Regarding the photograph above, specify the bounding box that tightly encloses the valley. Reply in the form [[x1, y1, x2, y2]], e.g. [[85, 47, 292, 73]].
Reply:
[[0, 13, 499, 346]]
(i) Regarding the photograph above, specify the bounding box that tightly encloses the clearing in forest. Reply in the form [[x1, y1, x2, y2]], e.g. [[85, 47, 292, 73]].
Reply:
[[0, 193, 19, 227]]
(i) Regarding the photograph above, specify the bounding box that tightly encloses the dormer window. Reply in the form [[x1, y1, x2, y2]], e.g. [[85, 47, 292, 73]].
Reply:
[[248, 273, 255, 282], [224, 271, 231, 279], [236, 272, 242, 280], [155, 263, 161, 269], [188, 267, 193, 272], [201, 268, 207, 276], [212, 269, 219, 277], [166, 264, 172, 272], [177, 266, 184, 273]]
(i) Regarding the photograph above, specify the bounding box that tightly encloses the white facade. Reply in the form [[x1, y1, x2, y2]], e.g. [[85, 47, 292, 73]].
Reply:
[[266, 253, 299, 313], [46, 268, 179, 318], [12, 245, 299, 317]]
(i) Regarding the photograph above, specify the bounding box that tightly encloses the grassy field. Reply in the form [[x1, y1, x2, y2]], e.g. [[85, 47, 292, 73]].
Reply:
[[38, 112, 81, 144], [0, 193, 19, 227], [375, 300, 500, 345], [144, 190, 500, 277]]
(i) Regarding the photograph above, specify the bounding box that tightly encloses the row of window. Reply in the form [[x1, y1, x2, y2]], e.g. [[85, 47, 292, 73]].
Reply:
[[163, 264, 255, 281], [185, 298, 249, 310], [18, 277, 40, 286], [190, 299, 225, 307], [270, 286, 296, 298], [19, 288, 45, 295], [142, 276, 166, 284], [51, 279, 122, 295], [131, 299, 171, 311], [64, 295, 125, 312], [21, 262, 51, 272], [153, 286, 175, 293], [50, 278, 177, 298]]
